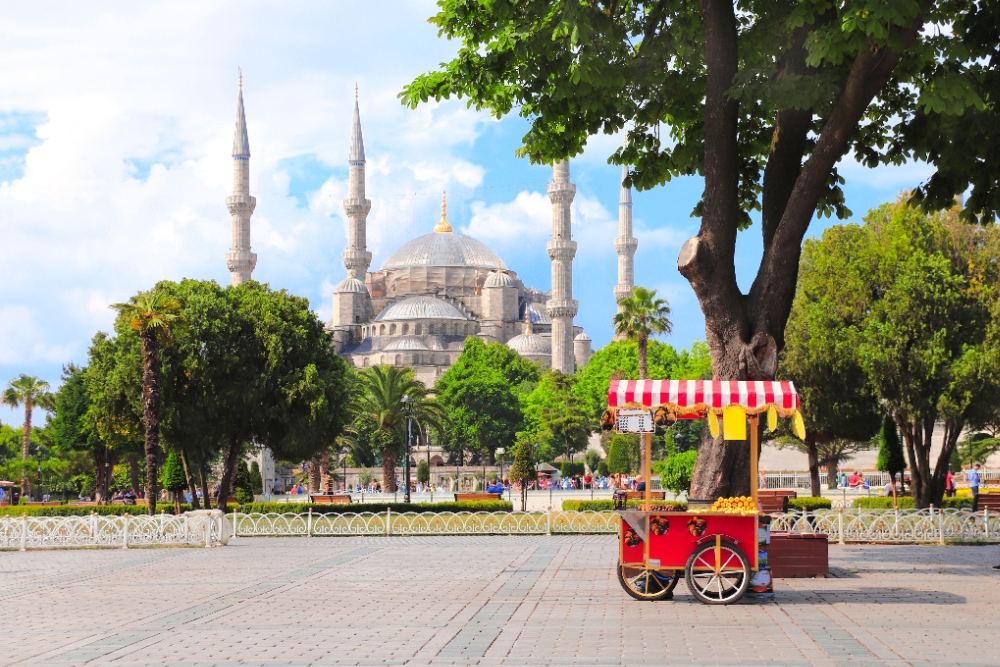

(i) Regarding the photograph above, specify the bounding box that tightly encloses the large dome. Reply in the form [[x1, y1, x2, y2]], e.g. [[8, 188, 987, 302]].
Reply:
[[374, 295, 468, 322], [383, 231, 506, 270]]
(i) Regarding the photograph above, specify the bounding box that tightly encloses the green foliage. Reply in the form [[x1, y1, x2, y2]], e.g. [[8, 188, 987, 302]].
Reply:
[[597, 461, 609, 477], [657, 450, 698, 496], [233, 461, 255, 505], [561, 499, 687, 512], [606, 434, 635, 475], [787, 497, 833, 511], [612, 287, 673, 379], [436, 338, 537, 464], [520, 371, 591, 463], [249, 461, 263, 495], [508, 441, 536, 487], [952, 432, 1000, 470], [160, 451, 186, 493], [239, 501, 513, 514], [559, 461, 584, 478], [852, 497, 917, 510], [416, 460, 430, 485], [583, 450, 601, 475], [875, 416, 907, 475], [0, 504, 201, 517]]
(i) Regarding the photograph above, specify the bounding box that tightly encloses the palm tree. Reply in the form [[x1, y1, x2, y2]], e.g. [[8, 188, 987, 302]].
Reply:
[[612, 286, 673, 380], [2, 375, 55, 498], [354, 365, 445, 492], [112, 289, 181, 515]]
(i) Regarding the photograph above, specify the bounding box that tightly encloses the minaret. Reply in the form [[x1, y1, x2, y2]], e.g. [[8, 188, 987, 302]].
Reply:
[[342, 86, 372, 279], [614, 164, 638, 310], [226, 71, 257, 285], [546, 160, 578, 374]]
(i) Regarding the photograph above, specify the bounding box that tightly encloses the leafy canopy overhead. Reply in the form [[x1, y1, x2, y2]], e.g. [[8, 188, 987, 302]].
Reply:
[[405, 1, 1000, 226]]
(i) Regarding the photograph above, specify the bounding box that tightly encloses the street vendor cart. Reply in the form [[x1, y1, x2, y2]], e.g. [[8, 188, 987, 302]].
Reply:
[[604, 379, 805, 605]]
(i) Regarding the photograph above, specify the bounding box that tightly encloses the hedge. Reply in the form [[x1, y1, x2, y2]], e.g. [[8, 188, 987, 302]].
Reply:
[[787, 497, 832, 511], [239, 500, 513, 514], [0, 503, 239, 517], [851, 496, 974, 510], [561, 499, 687, 512]]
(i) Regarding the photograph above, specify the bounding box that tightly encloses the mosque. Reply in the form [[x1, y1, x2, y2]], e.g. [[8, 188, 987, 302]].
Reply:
[[224, 82, 640, 386]]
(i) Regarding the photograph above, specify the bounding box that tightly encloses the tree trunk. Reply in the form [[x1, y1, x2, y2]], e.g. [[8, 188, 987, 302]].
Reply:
[[319, 451, 331, 493], [94, 446, 113, 503], [128, 454, 141, 496], [20, 401, 33, 498], [825, 455, 839, 490], [382, 445, 397, 493], [216, 437, 244, 511], [180, 449, 200, 510], [139, 329, 161, 515], [690, 432, 751, 499], [805, 436, 822, 498], [308, 452, 323, 493], [520, 484, 527, 512], [638, 337, 648, 380], [198, 457, 211, 511]]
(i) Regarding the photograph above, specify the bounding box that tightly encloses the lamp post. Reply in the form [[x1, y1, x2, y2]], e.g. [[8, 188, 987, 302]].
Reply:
[[341, 447, 348, 494], [496, 448, 505, 487], [35, 446, 44, 502], [401, 395, 414, 503]]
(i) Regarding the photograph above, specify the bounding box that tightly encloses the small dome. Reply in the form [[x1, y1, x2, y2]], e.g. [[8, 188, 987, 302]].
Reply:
[[525, 302, 551, 324], [383, 232, 506, 270], [574, 332, 591, 341], [384, 337, 429, 352], [374, 296, 467, 322], [507, 333, 552, 356], [334, 276, 367, 294], [484, 271, 516, 288]]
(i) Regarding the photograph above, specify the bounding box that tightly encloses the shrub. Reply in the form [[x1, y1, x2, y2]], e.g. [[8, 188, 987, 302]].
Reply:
[[0, 503, 240, 517], [787, 497, 832, 511], [597, 461, 609, 477], [852, 497, 917, 509], [607, 434, 635, 474], [584, 450, 601, 474], [659, 450, 697, 495], [238, 500, 513, 514], [562, 499, 687, 511], [416, 460, 430, 484]]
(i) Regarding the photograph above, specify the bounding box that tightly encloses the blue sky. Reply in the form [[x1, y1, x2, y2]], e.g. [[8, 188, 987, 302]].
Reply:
[[0, 1, 934, 424]]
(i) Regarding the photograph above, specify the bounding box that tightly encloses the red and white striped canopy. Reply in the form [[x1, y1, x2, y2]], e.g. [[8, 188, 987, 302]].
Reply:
[[608, 379, 800, 415]]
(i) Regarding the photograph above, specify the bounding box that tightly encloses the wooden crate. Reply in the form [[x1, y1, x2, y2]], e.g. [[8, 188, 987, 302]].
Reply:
[[768, 532, 829, 578]]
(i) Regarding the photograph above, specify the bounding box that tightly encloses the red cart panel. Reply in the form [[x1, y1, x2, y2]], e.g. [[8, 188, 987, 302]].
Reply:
[[621, 512, 758, 570]]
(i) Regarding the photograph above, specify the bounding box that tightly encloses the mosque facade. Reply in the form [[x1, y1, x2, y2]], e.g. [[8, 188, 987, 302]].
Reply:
[[224, 85, 648, 387]]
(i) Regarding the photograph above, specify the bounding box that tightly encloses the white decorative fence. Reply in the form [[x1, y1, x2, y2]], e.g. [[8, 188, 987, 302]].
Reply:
[[0, 510, 229, 550], [5, 508, 999, 549]]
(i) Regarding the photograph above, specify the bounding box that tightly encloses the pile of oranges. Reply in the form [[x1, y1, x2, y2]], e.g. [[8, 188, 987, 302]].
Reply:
[[709, 496, 758, 514]]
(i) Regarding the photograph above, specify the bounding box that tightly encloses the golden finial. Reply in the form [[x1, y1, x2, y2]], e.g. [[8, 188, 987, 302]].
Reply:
[[524, 317, 533, 335], [434, 191, 453, 233], [239, 68, 243, 90]]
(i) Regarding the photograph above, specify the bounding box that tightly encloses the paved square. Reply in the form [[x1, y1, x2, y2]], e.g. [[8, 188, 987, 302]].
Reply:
[[1, 536, 997, 666]]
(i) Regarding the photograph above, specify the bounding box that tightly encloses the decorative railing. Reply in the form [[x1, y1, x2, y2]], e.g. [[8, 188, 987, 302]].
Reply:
[[0, 511, 229, 550], [6, 508, 998, 549]]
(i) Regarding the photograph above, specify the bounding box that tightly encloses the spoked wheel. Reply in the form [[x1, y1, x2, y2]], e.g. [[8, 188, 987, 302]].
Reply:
[[617, 563, 679, 601], [684, 539, 750, 605]]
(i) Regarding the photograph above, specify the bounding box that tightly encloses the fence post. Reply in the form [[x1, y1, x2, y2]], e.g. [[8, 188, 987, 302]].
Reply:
[[894, 508, 899, 539], [307, 507, 313, 537], [159, 510, 165, 537], [123, 513, 130, 550], [204, 513, 212, 548], [232, 507, 238, 538], [838, 508, 845, 545], [20, 514, 27, 552], [91, 512, 97, 545], [547, 509, 552, 536], [803, 508, 813, 534], [986, 507, 991, 539], [936, 504, 945, 545], [386, 507, 391, 537], [4, 514, 8, 549]]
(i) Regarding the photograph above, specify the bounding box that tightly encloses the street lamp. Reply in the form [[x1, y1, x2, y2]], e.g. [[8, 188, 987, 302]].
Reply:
[[341, 447, 348, 494], [400, 395, 414, 503], [496, 448, 505, 487], [35, 446, 44, 502]]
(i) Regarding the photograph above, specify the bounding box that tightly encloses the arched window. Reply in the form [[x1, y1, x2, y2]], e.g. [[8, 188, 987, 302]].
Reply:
[[428, 324, 435, 335], [379, 324, 386, 336], [415, 324, 422, 335], [395, 354, 402, 366], [363, 357, 370, 367], [390, 324, 396, 335], [402, 324, 409, 335]]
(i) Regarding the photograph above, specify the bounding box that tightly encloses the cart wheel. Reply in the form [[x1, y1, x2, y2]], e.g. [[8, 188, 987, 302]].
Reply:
[[684, 540, 750, 605], [617, 563, 678, 601]]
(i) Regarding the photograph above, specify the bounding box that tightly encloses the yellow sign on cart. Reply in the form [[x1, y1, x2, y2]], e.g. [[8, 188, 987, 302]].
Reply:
[[722, 406, 747, 441]]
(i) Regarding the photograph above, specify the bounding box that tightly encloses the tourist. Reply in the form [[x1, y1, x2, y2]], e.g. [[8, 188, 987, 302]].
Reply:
[[635, 475, 646, 492], [848, 471, 864, 489], [945, 470, 956, 497], [967, 463, 982, 498]]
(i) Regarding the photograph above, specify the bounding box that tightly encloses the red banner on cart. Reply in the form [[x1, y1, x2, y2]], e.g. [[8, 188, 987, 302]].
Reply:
[[607, 379, 799, 416]]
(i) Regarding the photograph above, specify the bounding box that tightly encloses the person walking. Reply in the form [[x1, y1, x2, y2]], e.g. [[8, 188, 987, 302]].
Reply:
[[968, 463, 982, 500]]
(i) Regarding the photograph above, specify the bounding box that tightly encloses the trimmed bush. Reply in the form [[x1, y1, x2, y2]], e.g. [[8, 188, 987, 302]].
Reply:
[[562, 499, 687, 511], [853, 497, 917, 509], [787, 497, 832, 511], [239, 500, 513, 514], [560, 461, 585, 478], [0, 503, 240, 517]]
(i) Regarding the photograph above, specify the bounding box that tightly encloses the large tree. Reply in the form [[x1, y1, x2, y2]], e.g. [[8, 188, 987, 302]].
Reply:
[[355, 365, 443, 493], [573, 339, 681, 424], [111, 289, 181, 514], [612, 287, 673, 380], [2, 374, 55, 498], [780, 224, 883, 497], [521, 371, 593, 463], [403, 0, 1000, 499]]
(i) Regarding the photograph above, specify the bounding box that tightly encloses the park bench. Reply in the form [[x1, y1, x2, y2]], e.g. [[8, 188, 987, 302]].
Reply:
[[759, 489, 797, 514], [112, 499, 148, 506], [309, 494, 352, 504], [23, 501, 62, 507], [454, 493, 502, 502], [974, 493, 1000, 513], [68, 501, 98, 506]]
